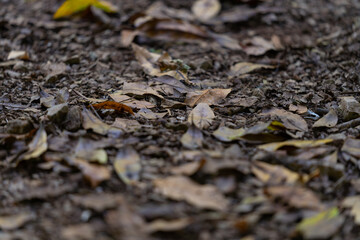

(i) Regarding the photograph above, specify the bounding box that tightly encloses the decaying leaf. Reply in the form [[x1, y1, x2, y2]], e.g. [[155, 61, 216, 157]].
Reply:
[[72, 158, 111, 187], [192, 0, 221, 22], [341, 138, 360, 158], [262, 108, 308, 132], [251, 161, 306, 185], [154, 175, 228, 211], [53, 0, 118, 19], [91, 100, 134, 115], [22, 125, 47, 160], [296, 207, 344, 239], [114, 147, 141, 185], [62, 224, 95, 240], [114, 81, 164, 100], [110, 92, 156, 109], [258, 139, 333, 152], [112, 118, 141, 132], [342, 196, 360, 225], [313, 109, 338, 128], [70, 193, 123, 212], [185, 88, 231, 107], [145, 218, 191, 233], [82, 108, 122, 137], [188, 103, 215, 129], [0, 212, 34, 230], [132, 43, 191, 84], [242, 36, 283, 56], [265, 186, 324, 210], [138, 108, 167, 120], [170, 159, 206, 176], [229, 62, 275, 76], [74, 138, 108, 164], [180, 124, 204, 149]]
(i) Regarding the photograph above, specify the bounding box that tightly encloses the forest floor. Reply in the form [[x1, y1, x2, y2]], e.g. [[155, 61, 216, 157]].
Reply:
[[1, 0, 360, 239]]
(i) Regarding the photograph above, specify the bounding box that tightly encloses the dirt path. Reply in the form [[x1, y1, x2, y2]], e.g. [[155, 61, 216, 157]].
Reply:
[[1, 0, 360, 239]]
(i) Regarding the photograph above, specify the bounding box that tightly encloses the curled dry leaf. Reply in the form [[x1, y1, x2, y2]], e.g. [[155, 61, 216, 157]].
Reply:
[[192, 0, 221, 22], [114, 147, 141, 185], [74, 138, 108, 164], [251, 161, 307, 185], [154, 175, 229, 211], [0, 212, 34, 230], [185, 88, 231, 107], [91, 100, 134, 115], [7, 50, 30, 60], [170, 159, 206, 176], [180, 124, 204, 149], [22, 125, 47, 161], [132, 43, 191, 84], [296, 207, 344, 240], [53, 0, 118, 19], [229, 62, 275, 76], [242, 36, 282, 56], [73, 158, 111, 188], [258, 139, 333, 152], [262, 108, 308, 132], [313, 109, 338, 128], [145, 218, 191, 233], [265, 186, 324, 210], [188, 103, 215, 129], [82, 108, 122, 137]]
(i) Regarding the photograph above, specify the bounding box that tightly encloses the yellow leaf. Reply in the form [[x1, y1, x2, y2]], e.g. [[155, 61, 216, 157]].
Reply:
[[258, 139, 333, 152], [53, 0, 117, 19]]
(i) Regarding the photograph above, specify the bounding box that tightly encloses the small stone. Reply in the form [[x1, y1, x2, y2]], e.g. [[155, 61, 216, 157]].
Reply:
[[6, 119, 33, 134], [47, 103, 69, 124], [339, 96, 360, 120], [64, 106, 82, 131]]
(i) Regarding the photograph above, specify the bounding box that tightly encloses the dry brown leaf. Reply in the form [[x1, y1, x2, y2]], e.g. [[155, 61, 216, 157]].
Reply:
[[342, 196, 360, 225], [110, 94, 156, 109], [74, 158, 111, 187], [22, 125, 47, 160], [145, 218, 191, 233], [82, 108, 122, 137], [7, 50, 30, 60], [289, 104, 308, 114], [229, 62, 275, 76], [61, 224, 96, 240], [185, 88, 231, 107], [242, 36, 281, 56], [154, 175, 229, 211], [170, 159, 206, 176], [180, 124, 204, 149], [0, 212, 34, 230], [114, 147, 141, 185], [91, 100, 134, 115], [112, 118, 141, 132], [265, 186, 324, 210], [138, 108, 167, 120], [188, 103, 215, 129], [192, 0, 221, 22], [252, 161, 306, 185], [262, 108, 308, 132], [258, 139, 333, 152], [341, 138, 360, 158], [116, 81, 164, 99], [313, 109, 338, 128], [70, 193, 123, 212]]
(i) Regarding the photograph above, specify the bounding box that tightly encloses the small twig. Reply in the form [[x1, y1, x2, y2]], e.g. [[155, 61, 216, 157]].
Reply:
[[336, 117, 360, 131]]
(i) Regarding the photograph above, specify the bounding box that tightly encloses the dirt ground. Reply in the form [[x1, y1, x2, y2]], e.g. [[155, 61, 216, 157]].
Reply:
[[1, 0, 360, 239]]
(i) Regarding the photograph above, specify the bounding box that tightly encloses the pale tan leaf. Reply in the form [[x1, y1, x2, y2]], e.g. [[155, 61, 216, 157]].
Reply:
[[185, 88, 231, 107], [192, 0, 221, 22], [22, 125, 47, 160], [188, 103, 215, 129], [230, 62, 275, 76], [313, 109, 338, 128]]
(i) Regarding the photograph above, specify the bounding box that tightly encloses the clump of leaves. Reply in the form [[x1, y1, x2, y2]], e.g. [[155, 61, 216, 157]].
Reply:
[[53, 0, 118, 19]]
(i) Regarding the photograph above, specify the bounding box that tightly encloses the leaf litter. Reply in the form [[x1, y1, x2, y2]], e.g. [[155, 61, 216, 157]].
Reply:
[[2, 0, 360, 239]]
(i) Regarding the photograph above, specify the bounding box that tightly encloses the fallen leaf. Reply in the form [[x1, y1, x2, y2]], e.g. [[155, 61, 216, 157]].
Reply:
[[70, 193, 123, 212], [192, 0, 221, 22], [342, 196, 360, 225], [185, 88, 231, 107], [258, 139, 333, 152], [262, 108, 308, 132], [62, 224, 95, 240], [229, 62, 275, 76], [110, 93, 156, 109], [145, 218, 191, 233], [138, 108, 167, 120], [313, 109, 338, 128], [242, 36, 282, 56], [114, 147, 141, 185], [296, 207, 344, 239], [22, 125, 47, 160], [132, 43, 191, 84], [170, 159, 206, 176], [289, 104, 308, 114], [73, 158, 111, 187], [112, 118, 141, 132], [115, 81, 164, 100], [82, 108, 122, 137], [74, 138, 108, 164], [341, 138, 360, 158], [180, 124, 204, 149], [91, 100, 134, 115], [188, 103, 215, 129], [53, 0, 118, 19], [154, 175, 229, 211], [251, 161, 305, 185], [265, 186, 324, 210], [0, 212, 34, 230], [7, 51, 30, 60]]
